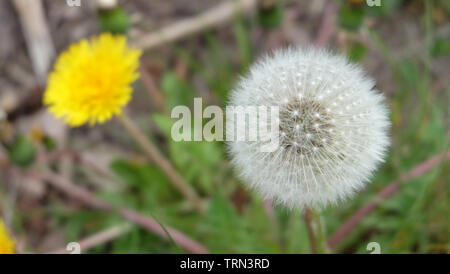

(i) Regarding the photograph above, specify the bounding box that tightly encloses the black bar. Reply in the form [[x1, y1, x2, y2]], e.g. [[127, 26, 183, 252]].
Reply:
[[0, 254, 446, 273]]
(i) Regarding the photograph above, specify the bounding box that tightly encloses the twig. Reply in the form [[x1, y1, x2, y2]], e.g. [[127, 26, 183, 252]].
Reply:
[[118, 113, 205, 213], [328, 151, 450, 249], [314, 1, 338, 48], [139, 66, 166, 113], [38, 149, 117, 183], [133, 0, 257, 50], [28, 170, 208, 254], [50, 224, 132, 254], [11, 0, 55, 84]]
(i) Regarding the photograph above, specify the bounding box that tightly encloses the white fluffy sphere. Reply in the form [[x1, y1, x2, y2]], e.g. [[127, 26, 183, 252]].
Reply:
[[227, 48, 390, 209]]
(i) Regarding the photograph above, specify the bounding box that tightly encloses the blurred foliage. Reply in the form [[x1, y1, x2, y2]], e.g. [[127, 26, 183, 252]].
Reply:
[[6, 136, 35, 168], [430, 38, 450, 57], [339, 3, 366, 31], [161, 72, 196, 110], [347, 42, 368, 62], [153, 114, 224, 193], [99, 7, 131, 34], [339, 0, 404, 31], [257, 2, 284, 30]]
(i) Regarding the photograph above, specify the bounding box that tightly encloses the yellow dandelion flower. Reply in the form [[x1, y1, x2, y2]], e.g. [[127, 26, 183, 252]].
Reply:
[[44, 33, 141, 127], [0, 220, 15, 254]]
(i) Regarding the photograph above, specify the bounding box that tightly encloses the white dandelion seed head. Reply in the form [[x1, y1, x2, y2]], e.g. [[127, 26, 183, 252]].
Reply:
[[227, 48, 390, 210]]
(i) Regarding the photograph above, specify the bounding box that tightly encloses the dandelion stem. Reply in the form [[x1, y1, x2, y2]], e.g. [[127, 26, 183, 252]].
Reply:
[[304, 208, 329, 254], [118, 113, 205, 213]]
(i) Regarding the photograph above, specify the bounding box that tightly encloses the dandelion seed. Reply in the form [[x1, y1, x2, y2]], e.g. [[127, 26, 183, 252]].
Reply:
[[227, 48, 390, 209]]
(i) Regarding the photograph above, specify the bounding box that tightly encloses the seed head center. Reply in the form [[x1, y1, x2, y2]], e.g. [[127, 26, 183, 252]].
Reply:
[[279, 99, 334, 155]]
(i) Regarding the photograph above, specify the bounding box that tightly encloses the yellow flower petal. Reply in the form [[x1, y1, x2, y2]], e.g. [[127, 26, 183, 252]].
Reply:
[[44, 33, 141, 127], [0, 220, 15, 254]]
